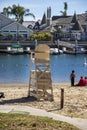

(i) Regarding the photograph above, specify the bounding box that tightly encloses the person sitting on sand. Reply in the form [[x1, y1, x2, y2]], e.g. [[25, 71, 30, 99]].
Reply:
[[76, 76, 87, 86], [84, 76, 87, 86]]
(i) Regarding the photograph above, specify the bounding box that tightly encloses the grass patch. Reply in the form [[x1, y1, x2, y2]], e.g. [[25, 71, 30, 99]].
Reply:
[[0, 113, 80, 130]]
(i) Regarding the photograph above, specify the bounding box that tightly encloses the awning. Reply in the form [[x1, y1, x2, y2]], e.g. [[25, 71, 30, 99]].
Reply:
[[12, 44, 21, 48]]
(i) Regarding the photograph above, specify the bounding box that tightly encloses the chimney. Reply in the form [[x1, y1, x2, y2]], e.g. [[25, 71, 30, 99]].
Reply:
[[46, 7, 52, 26]]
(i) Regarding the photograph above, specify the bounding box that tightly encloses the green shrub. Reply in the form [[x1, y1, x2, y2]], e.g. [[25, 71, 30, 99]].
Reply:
[[18, 34, 24, 39], [0, 33, 5, 40], [7, 34, 14, 40], [29, 33, 51, 41], [0, 33, 5, 37]]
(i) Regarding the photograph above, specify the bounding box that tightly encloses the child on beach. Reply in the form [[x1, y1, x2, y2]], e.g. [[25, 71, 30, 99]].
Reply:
[[70, 70, 75, 86]]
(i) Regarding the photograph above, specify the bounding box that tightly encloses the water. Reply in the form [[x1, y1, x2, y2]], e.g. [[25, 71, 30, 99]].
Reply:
[[0, 53, 87, 83]]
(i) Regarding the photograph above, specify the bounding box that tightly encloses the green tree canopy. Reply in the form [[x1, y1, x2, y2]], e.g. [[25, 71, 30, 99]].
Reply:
[[3, 6, 12, 17], [3, 4, 35, 24], [60, 2, 68, 16]]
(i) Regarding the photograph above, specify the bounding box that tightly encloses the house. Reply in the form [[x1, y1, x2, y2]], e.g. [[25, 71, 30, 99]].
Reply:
[[0, 13, 33, 40], [36, 7, 87, 41], [53, 12, 87, 41], [23, 21, 36, 29]]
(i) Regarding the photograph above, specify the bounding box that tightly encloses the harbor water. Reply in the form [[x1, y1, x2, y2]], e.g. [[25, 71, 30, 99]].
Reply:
[[0, 53, 87, 83]]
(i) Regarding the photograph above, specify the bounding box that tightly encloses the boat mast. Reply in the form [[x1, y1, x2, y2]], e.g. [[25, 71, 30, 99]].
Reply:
[[75, 34, 78, 55]]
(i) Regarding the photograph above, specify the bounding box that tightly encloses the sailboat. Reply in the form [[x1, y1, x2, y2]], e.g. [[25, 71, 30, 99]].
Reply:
[[84, 58, 87, 66]]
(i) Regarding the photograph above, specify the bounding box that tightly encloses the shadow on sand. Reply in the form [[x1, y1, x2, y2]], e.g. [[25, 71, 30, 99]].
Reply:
[[0, 96, 37, 105]]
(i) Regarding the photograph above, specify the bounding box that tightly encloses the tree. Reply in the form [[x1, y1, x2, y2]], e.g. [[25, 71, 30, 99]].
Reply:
[[3, 4, 35, 24], [60, 2, 68, 16], [3, 6, 11, 17]]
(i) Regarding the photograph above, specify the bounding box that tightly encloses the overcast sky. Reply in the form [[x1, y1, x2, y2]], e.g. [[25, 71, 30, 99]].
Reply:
[[0, 0, 87, 21]]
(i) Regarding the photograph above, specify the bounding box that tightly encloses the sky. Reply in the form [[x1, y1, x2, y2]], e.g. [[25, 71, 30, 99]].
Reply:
[[0, 0, 87, 21]]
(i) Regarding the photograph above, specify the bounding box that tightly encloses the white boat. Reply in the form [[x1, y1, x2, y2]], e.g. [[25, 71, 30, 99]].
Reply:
[[7, 44, 23, 54], [24, 47, 31, 54], [50, 48, 63, 55], [84, 58, 87, 66], [73, 45, 86, 54]]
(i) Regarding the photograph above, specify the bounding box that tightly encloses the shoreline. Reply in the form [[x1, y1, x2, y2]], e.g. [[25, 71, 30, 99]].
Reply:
[[0, 83, 87, 119], [0, 82, 70, 85], [0, 82, 71, 87]]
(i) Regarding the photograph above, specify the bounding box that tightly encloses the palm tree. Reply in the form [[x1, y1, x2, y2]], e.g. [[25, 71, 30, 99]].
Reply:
[[60, 2, 68, 16], [3, 4, 35, 24], [3, 6, 11, 17]]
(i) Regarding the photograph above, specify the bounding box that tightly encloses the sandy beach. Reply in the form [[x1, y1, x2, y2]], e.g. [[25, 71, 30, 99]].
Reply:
[[0, 83, 87, 119]]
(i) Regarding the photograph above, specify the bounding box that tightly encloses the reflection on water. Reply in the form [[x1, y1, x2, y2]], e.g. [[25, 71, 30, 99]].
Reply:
[[0, 54, 87, 83]]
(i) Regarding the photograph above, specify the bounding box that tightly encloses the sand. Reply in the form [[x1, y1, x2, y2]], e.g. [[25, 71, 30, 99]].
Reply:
[[0, 83, 87, 119]]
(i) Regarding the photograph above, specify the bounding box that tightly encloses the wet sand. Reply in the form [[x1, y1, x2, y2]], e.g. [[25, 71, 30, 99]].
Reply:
[[0, 83, 87, 119]]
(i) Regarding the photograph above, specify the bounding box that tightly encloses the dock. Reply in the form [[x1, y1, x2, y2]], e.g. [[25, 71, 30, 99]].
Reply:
[[0, 40, 87, 55]]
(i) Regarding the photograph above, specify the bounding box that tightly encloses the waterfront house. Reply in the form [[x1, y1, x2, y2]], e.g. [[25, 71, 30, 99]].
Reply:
[[0, 13, 33, 40], [33, 7, 87, 41]]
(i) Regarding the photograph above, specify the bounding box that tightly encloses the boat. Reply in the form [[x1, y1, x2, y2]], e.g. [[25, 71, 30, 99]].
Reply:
[[50, 48, 63, 55], [64, 45, 86, 55], [73, 45, 86, 54], [84, 58, 87, 66], [7, 43, 23, 55], [24, 47, 31, 54]]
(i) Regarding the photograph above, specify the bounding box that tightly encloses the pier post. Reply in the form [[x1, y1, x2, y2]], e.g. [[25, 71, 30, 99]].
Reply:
[[60, 88, 64, 109]]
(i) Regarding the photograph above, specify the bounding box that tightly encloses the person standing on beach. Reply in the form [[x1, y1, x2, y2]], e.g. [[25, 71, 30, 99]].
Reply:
[[70, 70, 75, 86]]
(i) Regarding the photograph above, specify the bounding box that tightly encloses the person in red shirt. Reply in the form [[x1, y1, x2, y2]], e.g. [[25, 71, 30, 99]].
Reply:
[[77, 76, 87, 86]]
